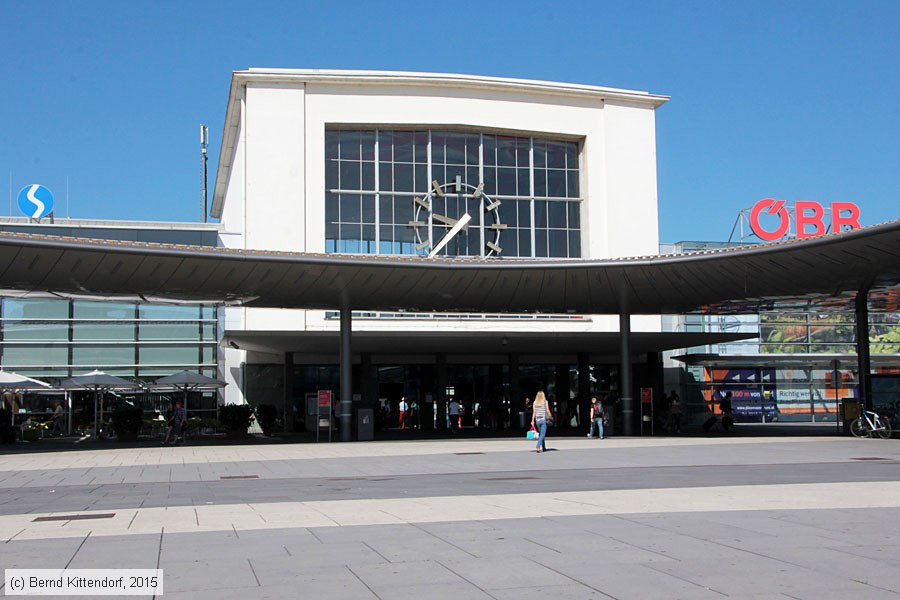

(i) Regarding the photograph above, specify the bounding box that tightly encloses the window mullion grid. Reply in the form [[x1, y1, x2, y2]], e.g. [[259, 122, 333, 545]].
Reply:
[[479, 133, 484, 257], [427, 130, 433, 252], [374, 129, 380, 255], [529, 138, 536, 258]]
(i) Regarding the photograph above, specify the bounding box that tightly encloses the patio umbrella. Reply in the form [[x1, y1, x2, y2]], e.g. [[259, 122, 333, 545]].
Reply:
[[60, 370, 135, 437], [0, 370, 51, 425], [151, 370, 226, 413]]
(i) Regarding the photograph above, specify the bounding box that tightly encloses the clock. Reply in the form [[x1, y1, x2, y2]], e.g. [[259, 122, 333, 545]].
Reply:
[[408, 177, 506, 258]]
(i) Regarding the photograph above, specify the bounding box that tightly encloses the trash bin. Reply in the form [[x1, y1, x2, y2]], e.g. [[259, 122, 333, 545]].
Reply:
[[840, 399, 861, 435], [357, 408, 374, 441], [518, 411, 526, 429]]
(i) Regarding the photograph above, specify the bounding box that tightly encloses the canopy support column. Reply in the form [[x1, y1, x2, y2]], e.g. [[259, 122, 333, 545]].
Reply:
[[855, 285, 872, 411], [340, 298, 352, 442], [620, 308, 634, 436], [283, 351, 294, 433]]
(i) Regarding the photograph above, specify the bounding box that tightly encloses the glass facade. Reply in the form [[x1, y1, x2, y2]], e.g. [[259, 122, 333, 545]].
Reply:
[[325, 129, 582, 258], [0, 297, 218, 381]]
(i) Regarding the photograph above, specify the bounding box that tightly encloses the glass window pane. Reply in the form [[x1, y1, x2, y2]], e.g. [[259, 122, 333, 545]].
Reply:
[[339, 131, 360, 160], [516, 139, 530, 167], [483, 136, 496, 166], [394, 196, 414, 227], [565, 143, 579, 169], [360, 132, 376, 161], [516, 200, 531, 227], [518, 229, 532, 257], [497, 168, 516, 196], [497, 137, 517, 167], [3, 299, 69, 319], [535, 230, 548, 257], [567, 201, 581, 229], [483, 166, 496, 196], [393, 131, 414, 162], [3, 344, 68, 368], [339, 161, 360, 190], [325, 131, 339, 160], [73, 322, 135, 341], [340, 195, 361, 223], [549, 230, 568, 257], [445, 133, 466, 165], [325, 159, 339, 189], [430, 133, 444, 164], [414, 132, 428, 163], [378, 163, 392, 192], [465, 135, 479, 165], [361, 195, 376, 224], [139, 322, 201, 341], [534, 169, 547, 197], [548, 202, 567, 228], [567, 170, 579, 198], [377, 131, 393, 160], [547, 170, 566, 197], [140, 345, 200, 366], [546, 142, 567, 168], [535, 201, 548, 228], [569, 230, 581, 258], [379, 195, 393, 223], [3, 321, 68, 341], [73, 302, 134, 320], [73, 344, 135, 367], [394, 163, 414, 192], [533, 141, 547, 168], [361, 162, 375, 190], [517, 169, 530, 196]]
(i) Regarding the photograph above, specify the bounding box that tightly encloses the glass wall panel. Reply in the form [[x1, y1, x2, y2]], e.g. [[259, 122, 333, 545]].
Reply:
[[73, 322, 135, 341], [139, 322, 201, 341], [139, 345, 202, 366], [325, 128, 581, 258], [73, 301, 135, 319], [73, 345, 135, 367], [2, 321, 68, 341], [3, 344, 68, 367], [3, 298, 68, 319]]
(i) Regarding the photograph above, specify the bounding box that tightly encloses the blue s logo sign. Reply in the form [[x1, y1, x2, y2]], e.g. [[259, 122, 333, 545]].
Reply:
[[18, 184, 54, 219]]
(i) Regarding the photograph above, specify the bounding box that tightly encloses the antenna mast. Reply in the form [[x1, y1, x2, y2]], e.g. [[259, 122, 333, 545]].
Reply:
[[200, 124, 209, 223]]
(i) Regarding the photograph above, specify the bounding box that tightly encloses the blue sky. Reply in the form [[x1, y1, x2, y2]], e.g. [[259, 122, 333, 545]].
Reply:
[[2, 0, 898, 242]]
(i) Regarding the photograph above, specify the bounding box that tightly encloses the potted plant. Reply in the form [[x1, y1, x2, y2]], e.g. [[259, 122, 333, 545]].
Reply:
[[20, 420, 45, 442], [219, 403, 254, 437], [110, 406, 144, 441]]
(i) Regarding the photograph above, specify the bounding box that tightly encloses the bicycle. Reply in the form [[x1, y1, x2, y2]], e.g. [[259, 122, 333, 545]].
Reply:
[[850, 410, 893, 439]]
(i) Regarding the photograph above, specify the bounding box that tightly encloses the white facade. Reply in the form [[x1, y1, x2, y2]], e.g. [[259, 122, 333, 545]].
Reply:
[[212, 70, 669, 405]]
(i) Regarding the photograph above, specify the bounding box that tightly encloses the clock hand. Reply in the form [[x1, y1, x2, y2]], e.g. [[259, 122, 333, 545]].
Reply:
[[428, 212, 471, 258], [432, 213, 460, 227]]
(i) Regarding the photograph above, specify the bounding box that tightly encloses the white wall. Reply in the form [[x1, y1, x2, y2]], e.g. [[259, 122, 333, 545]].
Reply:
[[217, 77, 664, 365]]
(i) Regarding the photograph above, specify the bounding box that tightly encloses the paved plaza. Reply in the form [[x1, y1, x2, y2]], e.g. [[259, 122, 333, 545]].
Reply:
[[1, 434, 900, 599]]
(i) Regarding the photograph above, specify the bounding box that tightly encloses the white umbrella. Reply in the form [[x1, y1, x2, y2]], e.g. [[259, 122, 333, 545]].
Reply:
[[0, 370, 52, 390], [60, 370, 135, 437], [0, 370, 51, 425], [151, 370, 226, 413]]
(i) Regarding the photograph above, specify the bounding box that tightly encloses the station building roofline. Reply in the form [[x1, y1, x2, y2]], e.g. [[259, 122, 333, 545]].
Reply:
[[0, 218, 896, 316], [211, 68, 669, 218], [0, 216, 223, 232]]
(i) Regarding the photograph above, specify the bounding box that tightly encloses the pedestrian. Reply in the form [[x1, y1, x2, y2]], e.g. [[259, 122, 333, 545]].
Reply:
[[398, 396, 408, 429], [448, 397, 460, 433], [531, 391, 553, 453], [52, 400, 66, 436], [719, 391, 734, 433], [668, 390, 682, 433], [162, 399, 186, 445], [587, 396, 605, 439]]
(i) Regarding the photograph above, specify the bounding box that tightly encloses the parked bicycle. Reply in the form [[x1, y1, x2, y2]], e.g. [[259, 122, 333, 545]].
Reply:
[[850, 409, 892, 439]]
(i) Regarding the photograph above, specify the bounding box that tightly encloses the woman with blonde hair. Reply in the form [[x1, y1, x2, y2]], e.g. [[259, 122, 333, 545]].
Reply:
[[530, 391, 553, 453]]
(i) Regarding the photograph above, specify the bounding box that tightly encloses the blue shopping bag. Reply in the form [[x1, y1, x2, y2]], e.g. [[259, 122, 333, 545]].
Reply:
[[526, 428, 538, 440]]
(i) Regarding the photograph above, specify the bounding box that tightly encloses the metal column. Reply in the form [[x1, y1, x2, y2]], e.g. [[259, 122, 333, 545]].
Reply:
[[855, 286, 872, 411], [620, 310, 634, 436], [283, 351, 294, 433], [340, 300, 352, 442], [509, 352, 521, 429], [436, 353, 448, 429]]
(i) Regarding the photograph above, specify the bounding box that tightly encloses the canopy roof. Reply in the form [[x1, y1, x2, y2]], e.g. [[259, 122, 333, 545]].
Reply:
[[0, 220, 897, 315]]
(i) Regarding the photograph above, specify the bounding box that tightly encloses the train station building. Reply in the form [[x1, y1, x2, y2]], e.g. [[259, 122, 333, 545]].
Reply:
[[1, 70, 898, 438]]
